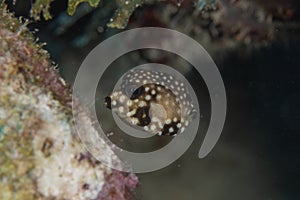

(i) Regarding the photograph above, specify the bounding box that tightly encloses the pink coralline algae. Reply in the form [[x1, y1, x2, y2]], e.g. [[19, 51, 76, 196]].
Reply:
[[98, 170, 139, 200]]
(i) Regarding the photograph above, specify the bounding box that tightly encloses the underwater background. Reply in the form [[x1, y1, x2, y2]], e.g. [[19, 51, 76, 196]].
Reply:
[[4, 0, 300, 199]]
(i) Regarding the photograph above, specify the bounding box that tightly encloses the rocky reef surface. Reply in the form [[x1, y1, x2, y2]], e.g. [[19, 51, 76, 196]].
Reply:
[[0, 4, 138, 200]]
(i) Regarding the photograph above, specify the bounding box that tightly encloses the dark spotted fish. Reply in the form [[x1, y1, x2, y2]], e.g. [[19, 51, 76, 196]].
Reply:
[[104, 68, 196, 136]]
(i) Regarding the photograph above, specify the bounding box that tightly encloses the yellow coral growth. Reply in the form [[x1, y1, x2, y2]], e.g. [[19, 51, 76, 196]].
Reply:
[[30, 0, 55, 20], [68, 0, 101, 15]]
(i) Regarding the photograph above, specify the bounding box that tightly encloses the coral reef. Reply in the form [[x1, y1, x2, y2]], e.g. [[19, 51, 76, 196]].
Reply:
[[26, 0, 146, 28], [19, 0, 216, 29], [0, 4, 137, 200], [31, 0, 55, 20], [10, 0, 299, 39], [107, 0, 145, 29], [68, 0, 101, 15], [98, 170, 139, 200], [29, 0, 297, 50]]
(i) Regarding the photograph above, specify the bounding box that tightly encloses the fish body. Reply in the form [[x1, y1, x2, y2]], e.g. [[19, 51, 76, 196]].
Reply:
[[105, 68, 196, 136]]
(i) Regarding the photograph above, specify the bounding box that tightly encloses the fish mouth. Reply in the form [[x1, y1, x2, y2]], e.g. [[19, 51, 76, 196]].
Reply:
[[104, 96, 112, 109]]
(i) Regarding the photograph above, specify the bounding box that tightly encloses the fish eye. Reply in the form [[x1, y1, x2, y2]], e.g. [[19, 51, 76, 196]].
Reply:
[[130, 86, 144, 100], [124, 84, 136, 97]]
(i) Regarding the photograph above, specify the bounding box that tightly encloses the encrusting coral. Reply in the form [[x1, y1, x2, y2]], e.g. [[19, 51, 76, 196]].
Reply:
[[28, 0, 216, 29], [29, 0, 145, 29], [0, 4, 138, 200]]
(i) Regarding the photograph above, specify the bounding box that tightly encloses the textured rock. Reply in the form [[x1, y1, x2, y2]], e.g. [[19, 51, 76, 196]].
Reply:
[[0, 4, 137, 200]]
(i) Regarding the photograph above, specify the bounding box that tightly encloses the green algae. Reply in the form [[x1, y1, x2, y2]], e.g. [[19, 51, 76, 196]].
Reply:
[[68, 0, 102, 15]]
